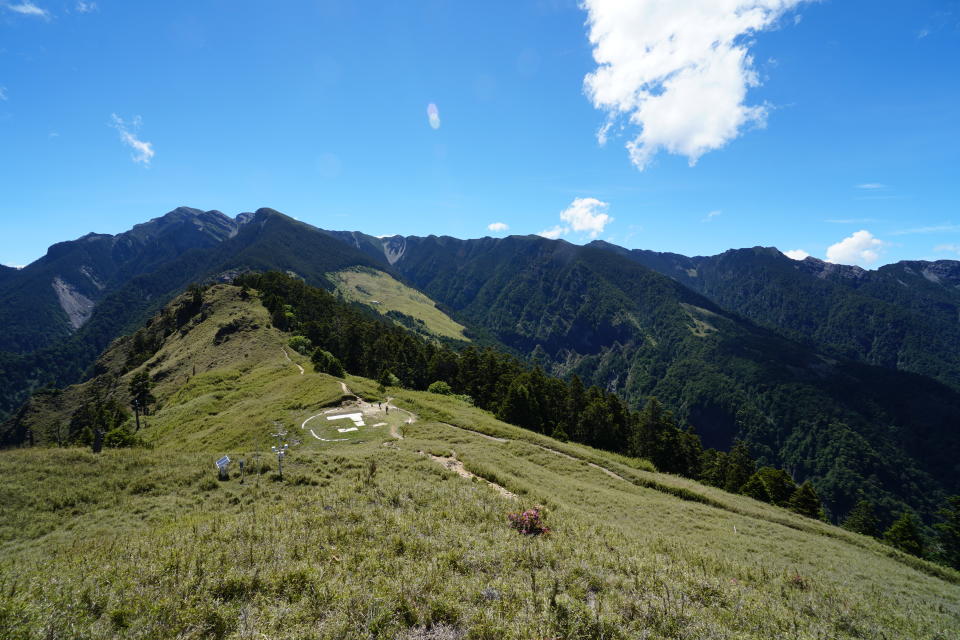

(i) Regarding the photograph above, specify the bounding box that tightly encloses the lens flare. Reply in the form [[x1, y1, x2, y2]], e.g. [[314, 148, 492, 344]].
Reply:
[[427, 103, 441, 130]]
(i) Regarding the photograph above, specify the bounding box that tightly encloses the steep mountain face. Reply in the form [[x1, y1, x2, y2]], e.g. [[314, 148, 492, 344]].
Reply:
[[0, 207, 241, 355], [0, 209, 380, 422], [602, 244, 960, 390], [350, 234, 960, 520]]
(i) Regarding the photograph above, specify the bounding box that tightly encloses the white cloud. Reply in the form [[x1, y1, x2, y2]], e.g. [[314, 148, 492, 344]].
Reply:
[[783, 249, 809, 260], [538, 226, 569, 240], [856, 183, 886, 190], [0, 87, 6, 101], [6, 2, 48, 17], [487, 222, 509, 232], [559, 197, 613, 238], [110, 114, 155, 166], [538, 197, 614, 240], [702, 209, 721, 222], [582, 0, 805, 170], [825, 230, 887, 266], [75, 1, 97, 12], [934, 244, 960, 255], [427, 103, 440, 130]]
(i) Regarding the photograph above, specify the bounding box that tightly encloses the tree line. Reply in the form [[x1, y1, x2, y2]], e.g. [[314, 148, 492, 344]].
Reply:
[[241, 272, 829, 521]]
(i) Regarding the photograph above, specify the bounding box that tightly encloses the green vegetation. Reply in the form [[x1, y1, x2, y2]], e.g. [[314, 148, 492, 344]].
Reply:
[[1, 280, 958, 637], [387, 235, 960, 524], [328, 266, 469, 341]]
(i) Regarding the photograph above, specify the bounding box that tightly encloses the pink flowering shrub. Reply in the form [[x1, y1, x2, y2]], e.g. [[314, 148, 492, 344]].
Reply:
[[507, 506, 550, 536]]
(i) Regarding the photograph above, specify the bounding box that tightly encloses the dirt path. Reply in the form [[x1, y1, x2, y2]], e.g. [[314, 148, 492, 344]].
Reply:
[[434, 422, 628, 485], [438, 422, 508, 443], [281, 347, 304, 375], [422, 451, 518, 500], [529, 443, 629, 484]]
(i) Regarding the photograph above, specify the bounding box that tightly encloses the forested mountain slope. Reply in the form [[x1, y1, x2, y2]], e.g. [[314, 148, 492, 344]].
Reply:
[[0, 207, 238, 355], [0, 209, 381, 422], [602, 243, 960, 390], [339, 234, 960, 522], [2, 281, 957, 638]]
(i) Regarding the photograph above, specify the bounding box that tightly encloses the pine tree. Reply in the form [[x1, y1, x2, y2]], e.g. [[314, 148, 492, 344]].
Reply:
[[754, 467, 797, 507], [884, 512, 925, 557], [934, 495, 960, 569], [788, 481, 824, 519], [724, 441, 755, 494], [842, 499, 881, 538], [498, 379, 541, 432], [741, 473, 772, 503]]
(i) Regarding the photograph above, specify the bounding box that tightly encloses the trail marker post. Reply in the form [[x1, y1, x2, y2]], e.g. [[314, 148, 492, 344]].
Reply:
[[271, 423, 289, 481], [216, 455, 231, 480]]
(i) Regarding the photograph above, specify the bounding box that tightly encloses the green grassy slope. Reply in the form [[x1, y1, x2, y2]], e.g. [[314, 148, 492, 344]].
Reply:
[[328, 266, 469, 342], [1, 286, 958, 639]]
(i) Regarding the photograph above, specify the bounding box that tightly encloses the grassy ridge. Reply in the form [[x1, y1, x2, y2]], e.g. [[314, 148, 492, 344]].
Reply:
[[1, 285, 958, 638], [329, 266, 469, 341]]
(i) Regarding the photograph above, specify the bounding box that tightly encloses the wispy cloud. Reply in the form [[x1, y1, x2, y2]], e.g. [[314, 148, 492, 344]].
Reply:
[[426, 103, 440, 130], [582, 0, 807, 170], [826, 230, 887, 266], [701, 210, 721, 223], [934, 244, 960, 256], [0, 87, 7, 101], [856, 183, 887, 190], [109, 114, 155, 166], [75, 1, 97, 12], [783, 249, 810, 260], [826, 218, 878, 224], [487, 222, 509, 232], [5, 2, 48, 17], [889, 224, 960, 236]]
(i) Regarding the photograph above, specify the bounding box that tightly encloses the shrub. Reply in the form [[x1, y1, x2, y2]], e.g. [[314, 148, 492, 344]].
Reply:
[[508, 506, 550, 536], [288, 335, 313, 355], [311, 348, 345, 377], [427, 380, 453, 395]]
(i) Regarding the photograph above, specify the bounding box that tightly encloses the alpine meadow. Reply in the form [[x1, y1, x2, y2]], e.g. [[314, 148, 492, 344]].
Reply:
[[2, 1, 960, 638]]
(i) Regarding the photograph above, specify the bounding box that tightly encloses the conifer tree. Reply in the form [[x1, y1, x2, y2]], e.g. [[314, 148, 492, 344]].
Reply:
[[754, 467, 797, 507], [724, 441, 755, 494], [789, 481, 824, 519], [934, 496, 960, 569], [842, 499, 881, 538], [741, 473, 772, 503], [884, 512, 925, 558]]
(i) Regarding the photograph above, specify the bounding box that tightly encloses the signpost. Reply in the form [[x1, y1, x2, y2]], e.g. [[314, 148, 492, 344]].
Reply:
[[216, 455, 230, 480], [271, 423, 289, 481]]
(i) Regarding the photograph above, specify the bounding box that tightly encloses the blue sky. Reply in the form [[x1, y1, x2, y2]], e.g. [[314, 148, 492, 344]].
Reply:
[[1, 0, 957, 268]]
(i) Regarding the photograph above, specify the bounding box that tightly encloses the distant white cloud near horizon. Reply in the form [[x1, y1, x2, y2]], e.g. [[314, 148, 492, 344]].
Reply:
[[110, 114, 155, 166], [582, 0, 806, 170], [783, 249, 810, 260], [826, 230, 887, 265], [856, 183, 887, 190], [934, 244, 960, 256], [5, 2, 48, 17], [487, 222, 509, 232]]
